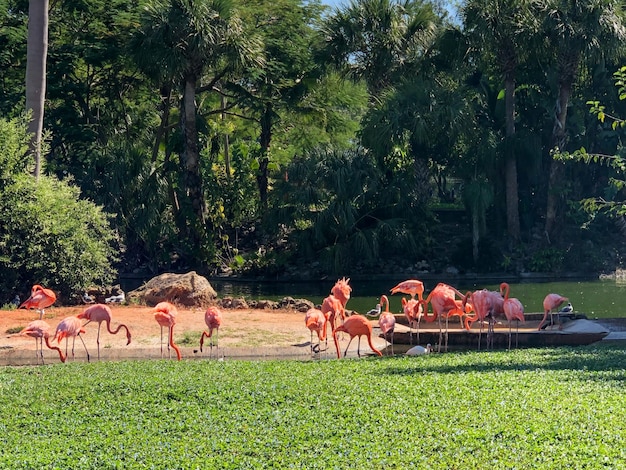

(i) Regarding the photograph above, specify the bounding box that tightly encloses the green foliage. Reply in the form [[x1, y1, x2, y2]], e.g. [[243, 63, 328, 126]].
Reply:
[[0, 114, 31, 183], [266, 147, 432, 275], [0, 174, 118, 299], [528, 247, 565, 272], [0, 118, 118, 300], [2, 345, 626, 467]]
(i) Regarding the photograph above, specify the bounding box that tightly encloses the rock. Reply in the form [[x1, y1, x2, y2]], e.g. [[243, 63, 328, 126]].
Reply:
[[128, 271, 217, 307]]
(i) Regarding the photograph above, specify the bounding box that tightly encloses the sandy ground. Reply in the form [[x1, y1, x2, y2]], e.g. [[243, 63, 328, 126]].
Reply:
[[0, 304, 391, 365]]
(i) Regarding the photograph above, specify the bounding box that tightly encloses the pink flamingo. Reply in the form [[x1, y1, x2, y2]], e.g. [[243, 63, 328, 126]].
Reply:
[[420, 283, 467, 352], [77, 303, 132, 359], [305, 308, 327, 355], [19, 284, 56, 319], [331, 277, 352, 307], [153, 302, 181, 360], [200, 306, 222, 357], [333, 314, 382, 359], [538, 293, 569, 330], [463, 289, 506, 350], [401, 297, 422, 345], [390, 279, 425, 300], [20, 320, 66, 363], [321, 295, 345, 357], [54, 316, 90, 362], [321, 278, 352, 355], [377, 295, 396, 355], [500, 283, 525, 349]]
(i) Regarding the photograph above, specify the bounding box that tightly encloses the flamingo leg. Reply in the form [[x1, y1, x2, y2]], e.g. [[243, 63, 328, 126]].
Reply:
[[96, 323, 102, 360], [167, 328, 171, 359], [343, 336, 355, 357], [508, 321, 512, 350], [160, 326, 164, 358], [437, 314, 443, 353], [40, 337, 45, 364], [444, 315, 450, 353], [356, 336, 362, 357], [416, 317, 421, 347], [77, 334, 90, 362]]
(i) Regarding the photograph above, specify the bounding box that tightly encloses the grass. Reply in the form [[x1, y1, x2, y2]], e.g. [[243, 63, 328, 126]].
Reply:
[[1, 344, 626, 468]]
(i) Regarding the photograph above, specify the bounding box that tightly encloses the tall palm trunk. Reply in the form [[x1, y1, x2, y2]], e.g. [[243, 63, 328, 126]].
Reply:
[[180, 75, 207, 244], [25, 0, 49, 179], [257, 102, 272, 207], [503, 71, 520, 243], [545, 62, 576, 242]]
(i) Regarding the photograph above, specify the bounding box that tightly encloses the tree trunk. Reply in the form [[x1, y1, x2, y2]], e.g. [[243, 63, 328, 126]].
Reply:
[[504, 75, 520, 243], [544, 83, 571, 241], [221, 94, 230, 178], [25, 0, 49, 180], [180, 75, 207, 248], [257, 102, 272, 207]]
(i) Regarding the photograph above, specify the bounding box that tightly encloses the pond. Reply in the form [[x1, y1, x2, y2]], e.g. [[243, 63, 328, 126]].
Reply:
[[202, 277, 626, 319]]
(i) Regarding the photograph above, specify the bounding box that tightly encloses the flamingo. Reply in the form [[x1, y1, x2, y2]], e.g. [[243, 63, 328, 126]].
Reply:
[[420, 283, 467, 352], [153, 302, 181, 360], [390, 279, 425, 300], [200, 306, 222, 357], [463, 289, 503, 350], [321, 295, 345, 357], [20, 320, 66, 363], [406, 343, 432, 356], [500, 283, 525, 349], [332, 314, 382, 359], [377, 295, 396, 355], [19, 284, 56, 319], [77, 303, 132, 359], [304, 308, 327, 355], [538, 293, 569, 330], [331, 277, 352, 307], [401, 297, 422, 345], [54, 316, 90, 362]]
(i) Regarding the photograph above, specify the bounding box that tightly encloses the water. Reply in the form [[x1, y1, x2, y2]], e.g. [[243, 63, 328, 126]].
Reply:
[[202, 278, 626, 319]]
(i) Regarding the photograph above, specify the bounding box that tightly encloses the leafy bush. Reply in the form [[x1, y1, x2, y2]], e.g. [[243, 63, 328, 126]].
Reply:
[[0, 116, 118, 302], [528, 247, 565, 272]]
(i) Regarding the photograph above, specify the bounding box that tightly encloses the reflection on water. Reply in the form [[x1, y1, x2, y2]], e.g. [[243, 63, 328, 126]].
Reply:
[[201, 278, 626, 319]]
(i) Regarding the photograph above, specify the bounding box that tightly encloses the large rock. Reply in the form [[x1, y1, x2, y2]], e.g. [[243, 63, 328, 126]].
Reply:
[[128, 271, 217, 307]]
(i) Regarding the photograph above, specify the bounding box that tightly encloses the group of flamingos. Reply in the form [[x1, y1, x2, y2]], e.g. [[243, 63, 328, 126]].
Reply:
[[306, 278, 569, 357], [16, 284, 222, 364], [16, 279, 569, 363]]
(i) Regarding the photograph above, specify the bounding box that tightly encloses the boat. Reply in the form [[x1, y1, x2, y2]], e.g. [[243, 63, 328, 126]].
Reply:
[[378, 313, 610, 351]]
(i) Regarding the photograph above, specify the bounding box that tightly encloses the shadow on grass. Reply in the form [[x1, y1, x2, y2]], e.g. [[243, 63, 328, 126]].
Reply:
[[381, 342, 626, 380]]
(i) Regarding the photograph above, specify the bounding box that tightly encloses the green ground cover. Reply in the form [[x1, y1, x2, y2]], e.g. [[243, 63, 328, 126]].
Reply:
[[1, 345, 625, 469]]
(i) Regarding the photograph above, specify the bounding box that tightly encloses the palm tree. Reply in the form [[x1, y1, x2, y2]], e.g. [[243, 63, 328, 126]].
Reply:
[[25, 0, 49, 179], [463, 0, 538, 243], [539, 0, 626, 240], [133, 0, 263, 255], [321, 0, 439, 96]]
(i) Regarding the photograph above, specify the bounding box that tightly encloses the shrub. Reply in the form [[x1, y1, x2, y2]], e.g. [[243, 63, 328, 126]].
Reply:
[[0, 116, 119, 302]]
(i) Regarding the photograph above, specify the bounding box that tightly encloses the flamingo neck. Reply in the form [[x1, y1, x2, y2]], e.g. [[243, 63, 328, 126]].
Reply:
[[169, 325, 181, 361], [44, 336, 66, 363]]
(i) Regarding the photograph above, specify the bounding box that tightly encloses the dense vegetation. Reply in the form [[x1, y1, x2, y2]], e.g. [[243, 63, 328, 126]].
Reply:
[[3, 0, 626, 300], [1, 345, 626, 467]]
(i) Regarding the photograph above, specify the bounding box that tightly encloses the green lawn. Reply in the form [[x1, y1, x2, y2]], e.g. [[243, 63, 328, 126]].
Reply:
[[1, 344, 626, 469]]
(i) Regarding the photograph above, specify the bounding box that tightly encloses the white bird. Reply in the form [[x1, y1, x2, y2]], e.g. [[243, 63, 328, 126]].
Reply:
[[366, 303, 382, 316], [558, 302, 574, 314], [105, 292, 125, 304], [405, 343, 432, 356], [82, 292, 96, 304]]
